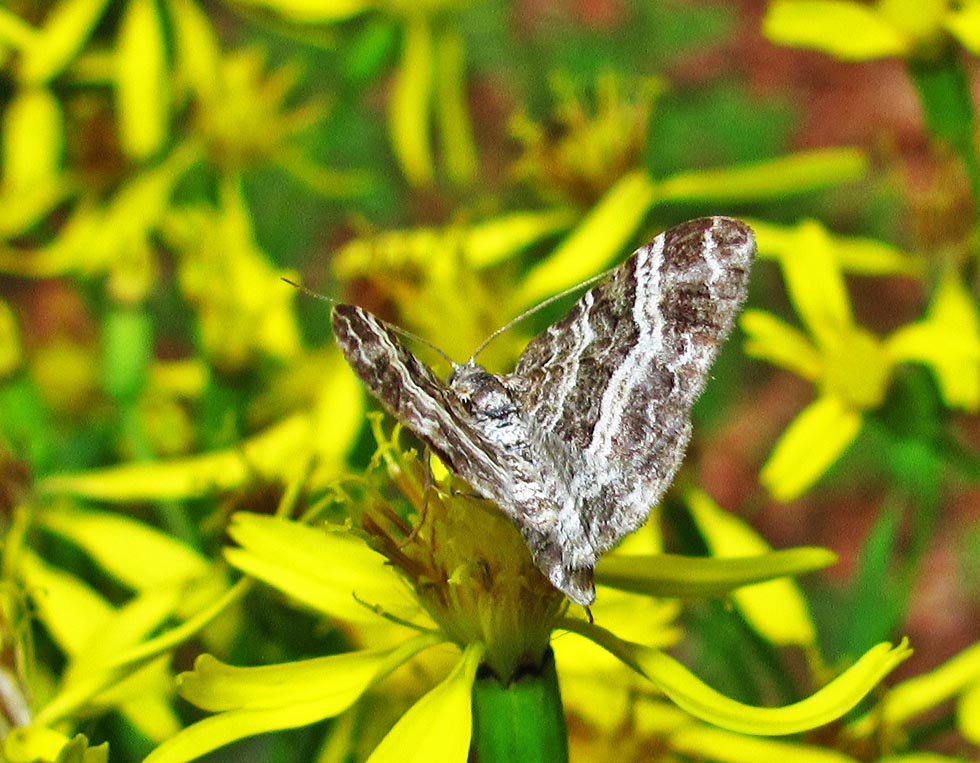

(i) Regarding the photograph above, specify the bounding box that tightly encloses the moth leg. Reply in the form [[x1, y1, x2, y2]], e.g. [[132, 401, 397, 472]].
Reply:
[[351, 592, 427, 631], [398, 445, 435, 548]]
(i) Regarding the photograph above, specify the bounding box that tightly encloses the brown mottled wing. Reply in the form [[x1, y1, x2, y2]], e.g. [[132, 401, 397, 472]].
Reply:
[[331, 305, 557, 530], [507, 217, 756, 567]]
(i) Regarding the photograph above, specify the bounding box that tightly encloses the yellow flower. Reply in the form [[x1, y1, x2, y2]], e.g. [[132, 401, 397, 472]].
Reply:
[[847, 639, 980, 749], [511, 73, 666, 207], [214, 0, 476, 186], [330, 210, 576, 364], [141, 422, 910, 763], [164, 177, 303, 372], [0, 299, 22, 378], [0, 501, 239, 763], [506, 72, 868, 308], [764, 0, 980, 60], [742, 219, 980, 501]]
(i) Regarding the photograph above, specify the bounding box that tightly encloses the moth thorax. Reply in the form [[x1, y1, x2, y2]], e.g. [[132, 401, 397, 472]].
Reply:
[[449, 364, 517, 420]]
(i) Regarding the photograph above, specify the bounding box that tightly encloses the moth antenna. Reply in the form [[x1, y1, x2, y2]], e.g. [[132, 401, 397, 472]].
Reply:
[[468, 267, 613, 363], [281, 277, 336, 305], [282, 277, 457, 367]]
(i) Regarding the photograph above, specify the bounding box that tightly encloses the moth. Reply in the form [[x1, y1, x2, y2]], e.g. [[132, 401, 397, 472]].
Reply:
[[332, 217, 756, 605]]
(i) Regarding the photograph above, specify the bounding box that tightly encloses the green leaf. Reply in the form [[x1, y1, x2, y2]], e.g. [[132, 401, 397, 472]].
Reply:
[[102, 308, 152, 400], [840, 503, 905, 656], [908, 54, 980, 209]]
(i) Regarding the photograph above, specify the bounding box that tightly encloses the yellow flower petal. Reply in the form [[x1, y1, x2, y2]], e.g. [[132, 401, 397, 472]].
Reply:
[[18, 549, 114, 654], [763, 0, 911, 60], [180, 634, 441, 711], [658, 148, 868, 202], [747, 217, 923, 277], [958, 679, 980, 744], [2, 87, 62, 188], [37, 505, 210, 589], [555, 592, 681, 730], [516, 170, 657, 307], [761, 396, 862, 502], [310, 355, 367, 478], [565, 619, 911, 735], [103, 660, 182, 741], [3, 726, 73, 763], [144, 635, 443, 763], [69, 586, 185, 670], [169, 0, 221, 100], [886, 270, 980, 411], [368, 641, 484, 763], [820, 324, 892, 408], [945, 0, 980, 53], [35, 581, 248, 727], [878, 0, 947, 42], [879, 640, 980, 727], [0, 175, 70, 237], [741, 309, 823, 381], [224, 513, 422, 624], [389, 15, 434, 186], [434, 27, 476, 185], [0, 9, 37, 52], [463, 209, 577, 268], [594, 547, 836, 598], [0, 298, 22, 377], [18, 0, 111, 84], [670, 723, 861, 763], [40, 413, 314, 501], [777, 220, 853, 347], [229, 0, 369, 22], [686, 489, 817, 647], [116, 0, 170, 159]]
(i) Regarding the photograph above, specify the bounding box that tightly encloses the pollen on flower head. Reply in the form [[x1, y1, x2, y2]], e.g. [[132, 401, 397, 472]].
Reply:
[[354, 422, 565, 682]]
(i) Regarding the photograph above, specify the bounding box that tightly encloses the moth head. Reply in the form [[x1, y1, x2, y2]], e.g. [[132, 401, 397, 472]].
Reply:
[[448, 362, 517, 418]]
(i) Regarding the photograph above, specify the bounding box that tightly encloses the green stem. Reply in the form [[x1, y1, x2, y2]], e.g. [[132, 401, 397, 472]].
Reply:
[[908, 51, 980, 213], [102, 306, 198, 547], [471, 648, 569, 763]]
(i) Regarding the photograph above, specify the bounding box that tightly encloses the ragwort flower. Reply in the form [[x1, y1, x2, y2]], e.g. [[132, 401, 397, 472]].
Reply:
[[741, 218, 980, 501], [509, 73, 869, 308], [0, 498, 240, 763], [142, 420, 910, 763]]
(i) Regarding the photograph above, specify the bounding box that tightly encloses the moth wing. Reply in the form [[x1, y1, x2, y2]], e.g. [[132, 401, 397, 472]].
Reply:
[[508, 216, 756, 554], [332, 305, 553, 520]]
